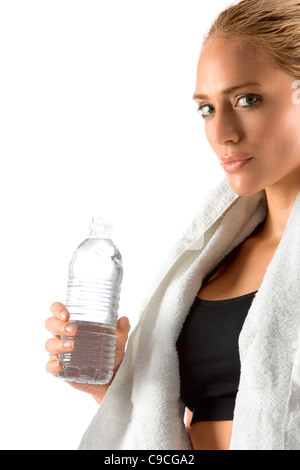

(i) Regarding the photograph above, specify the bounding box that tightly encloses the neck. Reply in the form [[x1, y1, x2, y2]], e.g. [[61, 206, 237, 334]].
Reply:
[[262, 176, 300, 243]]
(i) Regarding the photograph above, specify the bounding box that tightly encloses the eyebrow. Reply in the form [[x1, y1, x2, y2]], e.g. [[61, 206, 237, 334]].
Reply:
[[193, 81, 262, 100]]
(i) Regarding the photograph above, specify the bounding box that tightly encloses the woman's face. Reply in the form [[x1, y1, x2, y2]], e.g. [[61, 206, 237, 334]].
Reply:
[[194, 36, 300, 196]]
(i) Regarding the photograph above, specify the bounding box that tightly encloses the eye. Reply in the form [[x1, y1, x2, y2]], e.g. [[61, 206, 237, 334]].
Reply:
[[197, 104, 215, 118], [236, 94, 262, 108]]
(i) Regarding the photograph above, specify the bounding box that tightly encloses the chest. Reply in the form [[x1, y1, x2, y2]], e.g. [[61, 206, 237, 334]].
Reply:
[[198, 236, 279, 301]]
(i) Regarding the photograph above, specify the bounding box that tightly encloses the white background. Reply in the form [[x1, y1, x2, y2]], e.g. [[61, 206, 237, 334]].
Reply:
[[0, 0, 230, 450]]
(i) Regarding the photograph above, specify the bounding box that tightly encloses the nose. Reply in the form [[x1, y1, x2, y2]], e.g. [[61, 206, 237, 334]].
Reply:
[[210, 108, 242, 146]]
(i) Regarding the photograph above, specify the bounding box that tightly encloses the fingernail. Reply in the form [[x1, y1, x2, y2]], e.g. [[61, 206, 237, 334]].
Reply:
[[63, 340, 75, 350], [65, 324, 77, 335], [59, 311, 68, 320]]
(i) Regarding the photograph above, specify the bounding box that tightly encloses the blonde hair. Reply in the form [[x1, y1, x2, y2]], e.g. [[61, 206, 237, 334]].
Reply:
[[205, 0, 300, 78]]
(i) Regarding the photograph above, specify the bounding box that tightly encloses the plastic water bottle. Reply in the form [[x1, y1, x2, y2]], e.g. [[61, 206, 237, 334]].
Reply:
[[58, 217, 123, 385]]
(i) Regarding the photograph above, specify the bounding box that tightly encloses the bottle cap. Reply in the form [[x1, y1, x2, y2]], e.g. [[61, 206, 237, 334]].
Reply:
[[89, 216, 112, 238]]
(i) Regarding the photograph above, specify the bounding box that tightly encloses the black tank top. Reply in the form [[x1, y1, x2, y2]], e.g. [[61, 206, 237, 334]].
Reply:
[[176, 291, 256, 424]]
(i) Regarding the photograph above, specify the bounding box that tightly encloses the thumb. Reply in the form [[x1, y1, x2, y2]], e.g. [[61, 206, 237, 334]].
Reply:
[[114, 316, 131, 368]]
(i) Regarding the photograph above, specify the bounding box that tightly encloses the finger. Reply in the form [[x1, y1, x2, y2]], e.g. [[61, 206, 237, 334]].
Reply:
[[46, 356, 62, 376], [116, 316, 131, 343], [115, 317, 130, 368], [45, 317, 78, 337], [48, 353, 59, 363], [45, 337, 76, 355], [50, 302, 70, 321]]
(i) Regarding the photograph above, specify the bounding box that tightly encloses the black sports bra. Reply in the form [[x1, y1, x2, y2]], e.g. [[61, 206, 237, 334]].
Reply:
[[176, 291, 256, 424]]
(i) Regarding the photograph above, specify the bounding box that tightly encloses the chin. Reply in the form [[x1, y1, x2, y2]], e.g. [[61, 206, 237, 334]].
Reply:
[[226, 175, 263, 197]]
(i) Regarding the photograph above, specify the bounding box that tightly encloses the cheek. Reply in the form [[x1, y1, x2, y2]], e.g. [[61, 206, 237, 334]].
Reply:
[[283, 109, 300, 155], [204, 125, 212, 145], [204, 124, 221, 156], [263, 98, 300, 144], [264, 114, 300, 164], [248, 109, 300, 161]]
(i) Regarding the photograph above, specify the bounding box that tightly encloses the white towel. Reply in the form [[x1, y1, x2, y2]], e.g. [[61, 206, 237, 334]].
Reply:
[[79, 178, 300, 450]]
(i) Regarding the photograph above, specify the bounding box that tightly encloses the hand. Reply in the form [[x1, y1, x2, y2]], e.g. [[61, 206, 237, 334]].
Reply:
[[45, 302, 130, 404]]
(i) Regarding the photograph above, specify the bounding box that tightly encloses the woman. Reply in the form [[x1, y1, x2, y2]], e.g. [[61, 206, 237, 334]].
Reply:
[[45, 0, 300, 450]]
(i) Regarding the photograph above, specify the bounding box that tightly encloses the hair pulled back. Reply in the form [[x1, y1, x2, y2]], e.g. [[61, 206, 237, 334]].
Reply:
[[205, 0, 300, 78]]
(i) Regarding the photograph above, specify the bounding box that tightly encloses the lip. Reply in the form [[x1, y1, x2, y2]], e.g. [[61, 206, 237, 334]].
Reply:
[[220, 153, 255, 173]]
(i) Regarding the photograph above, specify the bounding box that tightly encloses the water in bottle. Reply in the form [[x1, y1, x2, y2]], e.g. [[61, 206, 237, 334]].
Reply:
[[58, 217, 123, 385]]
